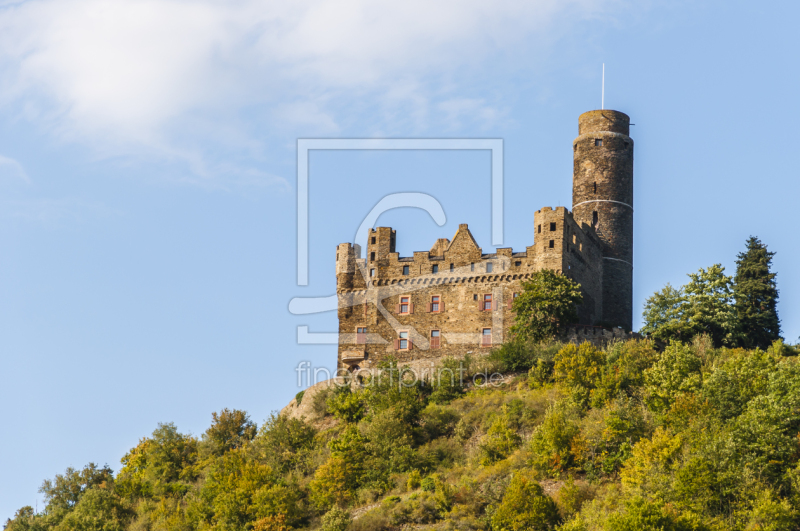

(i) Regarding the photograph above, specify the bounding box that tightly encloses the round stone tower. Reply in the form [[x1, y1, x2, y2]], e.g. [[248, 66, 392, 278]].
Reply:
[[572, 110, 633, 330]]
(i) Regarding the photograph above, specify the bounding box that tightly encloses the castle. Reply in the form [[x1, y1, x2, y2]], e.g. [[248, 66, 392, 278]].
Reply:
[[335, 110, 635, 370]]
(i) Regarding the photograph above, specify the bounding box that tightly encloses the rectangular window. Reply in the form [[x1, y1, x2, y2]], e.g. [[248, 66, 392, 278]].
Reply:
[[356, 327, 367, 344], [470, 262, 475, 272], [473, 294, 478, 301], [430, 330, 440, 349], [481, 328, 492, 347], [371, 236, 376, 244], [550, 222, 556, 231], [431, 295, 440, 313], [403, 265, 410, 275], [450, 263, 454, 272], [515, 261, 521, 267], [549, 240, 555, 249], [398, 331, 409, 350], [593, 182, 597, 194], [432, 264, 438, 274], [592, 211, 598, 227], [537, 224, 541, 234], [370, 268, 375, 277], [486, 262, 493, 273], [483, 294, 492, 311], [370, 251, 375, 261], [595, 139, 603, 146], [399, 296, 410, 314]]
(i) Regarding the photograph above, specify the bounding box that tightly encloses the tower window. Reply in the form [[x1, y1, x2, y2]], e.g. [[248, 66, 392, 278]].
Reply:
[[450, 263, 454, 272], [593, 211, 598, 227], [550, 222, 556, 231], [432, 265, 439, 274], [371, 237, 376, 244], [549, 240, 555, 249], [403, 265, 409, 275], [593, 182, 597, 194], [595, 139, 603, 146], [370, 251, 375, 261], [370, 268, 375, 277]]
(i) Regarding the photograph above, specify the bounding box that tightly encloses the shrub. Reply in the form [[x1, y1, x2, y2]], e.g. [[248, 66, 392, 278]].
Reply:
[[490, 472, 560, 531], [421, 477, 436, 492], [407, 470, 422, 490], [320, 506, 351, 531], [644, 342, 702, 413], [327, 386, 365, 423]]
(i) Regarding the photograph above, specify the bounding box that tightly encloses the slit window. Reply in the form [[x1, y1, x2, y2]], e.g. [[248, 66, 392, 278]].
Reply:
[[470, 263, 475, 272], [403, 265, 410, 275], [593, 211, 598, 227], [549, 240, 555, 249], [537, 224, 542, 233], [450, 263, 454, 272], [593, 182, 597, 194], [370, 251, 375, 261]]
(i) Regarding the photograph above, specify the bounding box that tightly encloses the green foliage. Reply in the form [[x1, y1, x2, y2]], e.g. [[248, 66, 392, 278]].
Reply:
[[202, 408, 257, 457], [13, 335, 800, 531], [429, 356, 469, 404], [116, 423, 198, 500], [326, 386, 366, 423], [490, 473, 560, 531], [319, 507, 351, 531], [642, 265, 740, 347], [295, 390, 305, 405], [511, 270, 583, 343], [644, 342, 702, 413], [734, 236, 781, 349]]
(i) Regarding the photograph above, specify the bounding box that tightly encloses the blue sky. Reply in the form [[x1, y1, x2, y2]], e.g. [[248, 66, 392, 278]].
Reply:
[[1, 0, 799, 518]]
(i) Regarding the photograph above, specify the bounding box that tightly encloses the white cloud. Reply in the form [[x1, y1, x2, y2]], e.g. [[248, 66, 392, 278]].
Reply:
[[0, 0, 627, 180]]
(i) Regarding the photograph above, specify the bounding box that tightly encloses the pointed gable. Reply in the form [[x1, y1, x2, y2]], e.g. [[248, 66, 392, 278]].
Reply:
[[444, 224, 482, 263]]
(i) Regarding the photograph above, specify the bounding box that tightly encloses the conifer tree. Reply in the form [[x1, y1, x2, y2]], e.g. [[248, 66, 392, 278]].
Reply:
[[734, 236, 780, 349]]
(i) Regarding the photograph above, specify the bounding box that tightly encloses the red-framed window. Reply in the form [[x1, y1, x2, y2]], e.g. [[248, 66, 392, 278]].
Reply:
[[481, 328, 492, 347], [481, 294, 492, 311], [356, 327, 367, 344], [395, 331, 411, 350], [430, 295, 443, 313], [397, 296, 413, 314], [430, 330, 441, 349]]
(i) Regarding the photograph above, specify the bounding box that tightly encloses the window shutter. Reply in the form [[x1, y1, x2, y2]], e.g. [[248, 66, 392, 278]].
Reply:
[[408, 339, 413, 350], [396, 304, 401, 313], [478, 300, 483, 312], [364, 302, 368, 316], [508, 300, 513, 310], [427, 303, 432, 312], [409, 303, 414, 314], [394, 339, 399, 350], [440, 301, 445, 312]]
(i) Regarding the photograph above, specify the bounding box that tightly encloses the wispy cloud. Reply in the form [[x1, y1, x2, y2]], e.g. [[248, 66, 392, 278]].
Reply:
[[0, 0, 629, 182], [0, 154, 28, 181]]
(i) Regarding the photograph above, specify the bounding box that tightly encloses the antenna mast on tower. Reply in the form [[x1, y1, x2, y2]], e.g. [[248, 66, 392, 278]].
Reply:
[[601, 63, 605, 110]]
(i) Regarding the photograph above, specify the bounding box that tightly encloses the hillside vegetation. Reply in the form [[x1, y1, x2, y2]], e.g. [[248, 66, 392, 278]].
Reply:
[[6, 336, 800, 531]]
